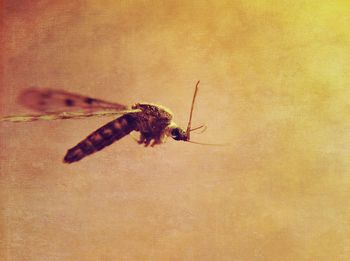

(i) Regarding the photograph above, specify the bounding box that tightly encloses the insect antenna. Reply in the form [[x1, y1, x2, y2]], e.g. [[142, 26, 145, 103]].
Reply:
[[184, 83, 226, 146], [189, 124, 207, 134], [186, 140, 227, 146], [185, 80, 200, 141]]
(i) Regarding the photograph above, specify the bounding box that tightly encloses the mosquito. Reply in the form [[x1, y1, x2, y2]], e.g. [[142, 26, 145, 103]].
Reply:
[[0, 81, 214, 163]]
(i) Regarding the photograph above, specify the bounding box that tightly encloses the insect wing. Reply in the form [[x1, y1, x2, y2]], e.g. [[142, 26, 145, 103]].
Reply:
[[0, 109, 141, 123], [19, 88, 128, 112]]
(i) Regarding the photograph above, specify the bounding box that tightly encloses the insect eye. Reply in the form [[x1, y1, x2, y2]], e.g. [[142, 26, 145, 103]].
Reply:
[[171, 128, 181, 140]]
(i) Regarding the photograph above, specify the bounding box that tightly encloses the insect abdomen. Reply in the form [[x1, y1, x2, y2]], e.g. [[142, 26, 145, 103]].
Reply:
[[63, 114, 136, 163]]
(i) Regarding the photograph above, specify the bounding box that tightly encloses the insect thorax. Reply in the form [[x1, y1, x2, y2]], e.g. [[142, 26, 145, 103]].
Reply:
[[131, 103, 173, 134]]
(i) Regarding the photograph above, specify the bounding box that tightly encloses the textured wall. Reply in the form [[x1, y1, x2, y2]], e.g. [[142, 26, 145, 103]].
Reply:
[[1, 1, 350, 260]]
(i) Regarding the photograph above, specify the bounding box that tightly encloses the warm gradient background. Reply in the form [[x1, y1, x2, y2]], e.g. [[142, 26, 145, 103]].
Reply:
[[1, 1, 350, 260]]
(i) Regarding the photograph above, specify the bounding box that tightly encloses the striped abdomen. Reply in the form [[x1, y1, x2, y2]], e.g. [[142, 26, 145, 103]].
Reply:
[[63, 114, 136, 163]]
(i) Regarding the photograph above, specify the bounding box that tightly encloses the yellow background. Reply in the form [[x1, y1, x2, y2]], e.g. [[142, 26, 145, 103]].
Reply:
[[1, 1, 350, 260]]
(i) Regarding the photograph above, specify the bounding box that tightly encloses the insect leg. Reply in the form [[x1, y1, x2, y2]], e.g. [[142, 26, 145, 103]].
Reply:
[[143, 135, 152, 147], [150, 139, 159, 147], [136, 132, 153, 147], [137, 133, 147, 144], [149, 134, 164, 147]]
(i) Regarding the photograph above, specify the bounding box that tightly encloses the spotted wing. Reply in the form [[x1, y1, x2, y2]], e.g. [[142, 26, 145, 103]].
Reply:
[[19, 88, 128, 112], [64, 113, 137, 163], [0, 109, 140, 123]]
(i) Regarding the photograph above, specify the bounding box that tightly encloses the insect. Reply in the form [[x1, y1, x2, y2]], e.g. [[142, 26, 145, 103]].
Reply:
[[1, 81, 211, 163]]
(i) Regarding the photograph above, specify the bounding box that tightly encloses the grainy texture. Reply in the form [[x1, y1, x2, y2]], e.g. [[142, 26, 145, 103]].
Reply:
[[1, 0, 350, 260]]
